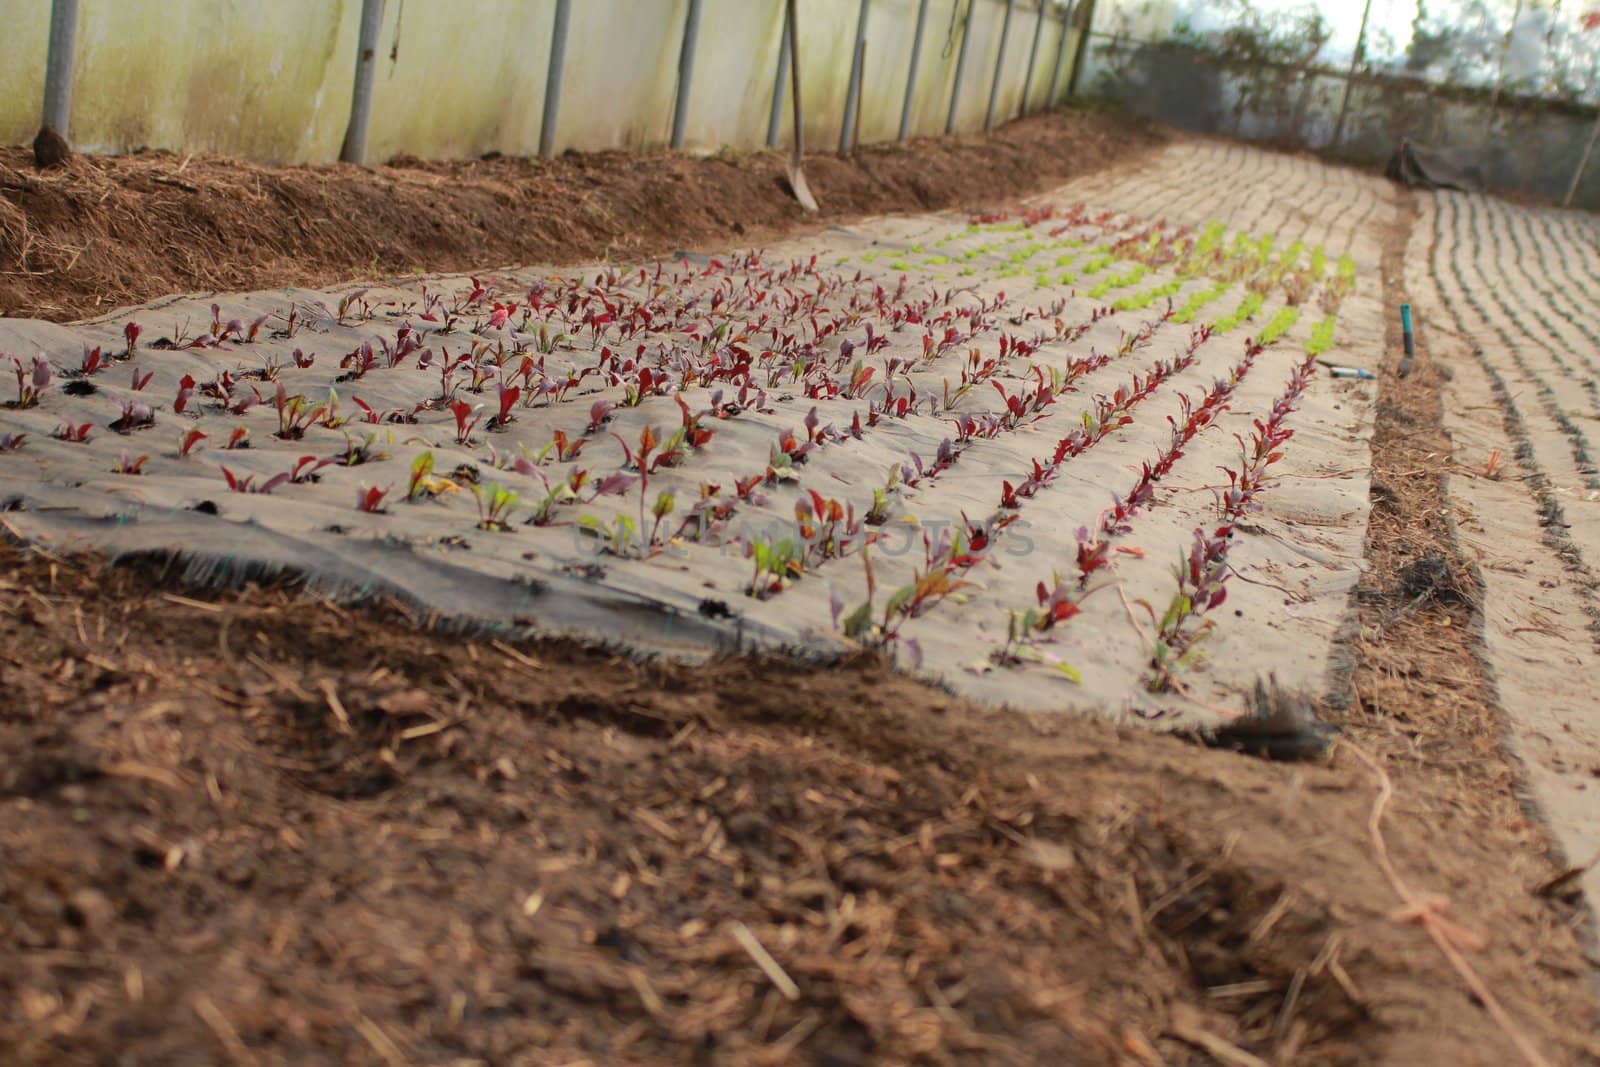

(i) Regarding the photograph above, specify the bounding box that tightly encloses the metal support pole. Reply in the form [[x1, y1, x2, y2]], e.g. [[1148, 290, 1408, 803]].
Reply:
[[1564, 109, 1600, 207], [1064, 0, 1095, 99], [1043, 1, 1073, 109], [984, 0, 1015, 131], [768, 2, 793, 148], [1486, 0, 1525, 135], [851, 38, 868, 150], [42, 0, 78, 137], [789, 0, 807, 156], [1543, 0, 1565, 72], [671, 0, 703, 149], [339, 0, 385, 164], [898, 0, 931, 139], [1329, 0, 1373, 152], [539, 0, 572, 158], [1018, 0, 1048, 118], [946, 0, 977, 135], [839, 0, 871, 152]]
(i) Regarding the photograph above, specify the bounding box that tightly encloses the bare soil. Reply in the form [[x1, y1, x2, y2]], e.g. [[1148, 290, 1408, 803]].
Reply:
[[1, 114, 1598, 1065], [0, 109, 1166, 323], [2, 489, 1596, 1066]]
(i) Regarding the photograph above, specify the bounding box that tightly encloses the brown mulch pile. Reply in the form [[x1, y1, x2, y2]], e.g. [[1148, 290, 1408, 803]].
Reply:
[[0, 529, 1595, 1064], [0, 109, 1166, 322]]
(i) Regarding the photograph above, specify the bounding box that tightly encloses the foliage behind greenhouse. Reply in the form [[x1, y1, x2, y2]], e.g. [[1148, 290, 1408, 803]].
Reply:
[[1083, 0, 1600, 206]]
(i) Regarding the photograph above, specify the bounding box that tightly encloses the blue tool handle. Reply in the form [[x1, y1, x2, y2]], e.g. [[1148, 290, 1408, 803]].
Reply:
[[1397, 304, 1416, 377]]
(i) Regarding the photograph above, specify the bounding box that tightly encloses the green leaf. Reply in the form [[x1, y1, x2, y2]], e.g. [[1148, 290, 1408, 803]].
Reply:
[[1158, 594, 1189, 635], [842, 602, 873, 639]]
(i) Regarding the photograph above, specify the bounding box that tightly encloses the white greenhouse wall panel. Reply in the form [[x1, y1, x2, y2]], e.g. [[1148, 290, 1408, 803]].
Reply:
[[19, 0, 364, 163], [0, 0, 1076, 164], [364, 0, 557, 161]]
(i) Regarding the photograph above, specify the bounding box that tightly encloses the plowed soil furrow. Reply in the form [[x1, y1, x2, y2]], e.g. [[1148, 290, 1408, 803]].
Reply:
[[1408, 188, 1600, 930]]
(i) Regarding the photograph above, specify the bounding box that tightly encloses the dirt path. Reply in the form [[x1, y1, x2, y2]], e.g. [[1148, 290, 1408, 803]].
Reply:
[[2, 129, 1600, 1065]]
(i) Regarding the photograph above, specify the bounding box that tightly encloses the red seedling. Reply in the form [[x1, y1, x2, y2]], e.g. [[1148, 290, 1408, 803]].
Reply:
[[0, 432, 25, 451], [449, 399, 483, 445], [355, 485, 391, 513], [650, 427, 689, 471], [274, 384, 322, 440], [733, 474, 766, 505], [489, 384, 520, 429], [336, 289, 370, 323], [611, 425, 660, 474], [131, 367, 154, 391], [113, 452, 149, 475], [288, 456, 333, 484], [122, 322, 142, 357], [1033, 578, 1084, 630], [550, 430, 587, 462], [173, 374, 197, 415], [225, 427, 250, 450], [1155, 527, 1231, 659], [589, 472, 638, 498], [841, 362, 875, 399], [209, 304, 244, 343], [351, 396, 383, 425], [675, 396, 716, 448], [878, 564, 971, 639], [177, 428, 208, 457], [339, 341, 379, 380], [10, 355, 51, 408], [225, 385, 263, 417], [110, 398, 156, 433], [53, 422, 93, 443], [671, 482, 738, 543], [772, 428, 815, 466], [1074, 530, 1113, 584], [587, 399, 616, 433], [623, 366, 668, 407], [220, 465, 289, 495], [379, 326, 423, 368], [78, 345, 108, 377]]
